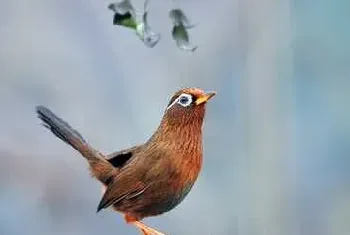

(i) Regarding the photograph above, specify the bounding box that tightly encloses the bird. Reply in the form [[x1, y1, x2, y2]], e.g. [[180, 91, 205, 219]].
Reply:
[[35, 87, 216, 235], [108, 0, 160, 48]]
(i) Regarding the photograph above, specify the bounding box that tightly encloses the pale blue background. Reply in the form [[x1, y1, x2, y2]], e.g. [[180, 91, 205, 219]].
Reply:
[[0, 0, 350, 235]]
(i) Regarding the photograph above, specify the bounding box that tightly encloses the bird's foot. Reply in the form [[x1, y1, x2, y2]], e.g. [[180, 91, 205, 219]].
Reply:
[[124, 215, 166, 235], [133, 221, 166, 235]]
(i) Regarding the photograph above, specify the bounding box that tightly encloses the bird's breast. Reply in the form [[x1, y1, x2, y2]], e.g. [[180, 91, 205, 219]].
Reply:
[[164, 151, 203, 206]]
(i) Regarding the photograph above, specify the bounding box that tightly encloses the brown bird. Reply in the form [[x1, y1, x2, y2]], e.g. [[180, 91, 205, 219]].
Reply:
[[35, 88, 216, 235]]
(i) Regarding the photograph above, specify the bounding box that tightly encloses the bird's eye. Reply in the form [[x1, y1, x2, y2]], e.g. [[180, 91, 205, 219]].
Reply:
[[180, 96, 189, 104], [177, 94, 192, 107]]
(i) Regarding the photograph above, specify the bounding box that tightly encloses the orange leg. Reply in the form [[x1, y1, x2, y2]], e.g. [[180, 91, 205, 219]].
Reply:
[[124, 215, 166, 235], [140, 228, 148, 235]]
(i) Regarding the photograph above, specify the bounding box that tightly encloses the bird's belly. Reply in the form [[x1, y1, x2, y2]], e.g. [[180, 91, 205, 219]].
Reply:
[[147, 186, 193, 214], [112, 181, 194, 219]]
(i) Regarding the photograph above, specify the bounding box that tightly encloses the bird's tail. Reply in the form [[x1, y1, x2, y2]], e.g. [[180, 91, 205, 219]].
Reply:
[[35, 105, 115, 185]]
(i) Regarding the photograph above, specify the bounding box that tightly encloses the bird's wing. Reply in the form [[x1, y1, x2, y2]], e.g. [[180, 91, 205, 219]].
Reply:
[[105, 146, 142, 168], [97, 146, 148, 211], [96, 172, 147, 212], [97, 147, 168, 212]]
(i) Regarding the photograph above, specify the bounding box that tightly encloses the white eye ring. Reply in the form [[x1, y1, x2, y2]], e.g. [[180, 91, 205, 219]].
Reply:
[[167, 93, 193, 110], [177, 93, 192, 107]]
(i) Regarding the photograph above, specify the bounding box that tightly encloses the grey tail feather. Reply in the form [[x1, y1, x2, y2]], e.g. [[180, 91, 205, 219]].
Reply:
[[35, 105, 116, 185], [35, 105, 87, 152]]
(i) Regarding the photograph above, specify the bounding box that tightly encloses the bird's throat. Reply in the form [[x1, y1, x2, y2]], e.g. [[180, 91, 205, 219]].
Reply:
[[151, 119, 203, 174]]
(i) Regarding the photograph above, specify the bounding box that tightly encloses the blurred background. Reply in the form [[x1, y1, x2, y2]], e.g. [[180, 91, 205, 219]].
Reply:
[[0, 0, 350, 234]]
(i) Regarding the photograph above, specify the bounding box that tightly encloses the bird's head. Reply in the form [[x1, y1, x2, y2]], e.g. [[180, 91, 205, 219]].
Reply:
[[148, 87, 216, 152], [161, 88, 216, 126]]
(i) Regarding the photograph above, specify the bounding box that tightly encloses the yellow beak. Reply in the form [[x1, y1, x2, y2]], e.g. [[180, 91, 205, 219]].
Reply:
[[195, 92, 216, 105]]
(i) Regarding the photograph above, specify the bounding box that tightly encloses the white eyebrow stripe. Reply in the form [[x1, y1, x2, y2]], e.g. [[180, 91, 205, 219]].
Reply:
[[166, 96, 180, 110]]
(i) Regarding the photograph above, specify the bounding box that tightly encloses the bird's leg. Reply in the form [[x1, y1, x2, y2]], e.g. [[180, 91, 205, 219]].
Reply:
[[133, 221, 165, 235], [124, 215, 166, 235], [140, 228, 148, 235]]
